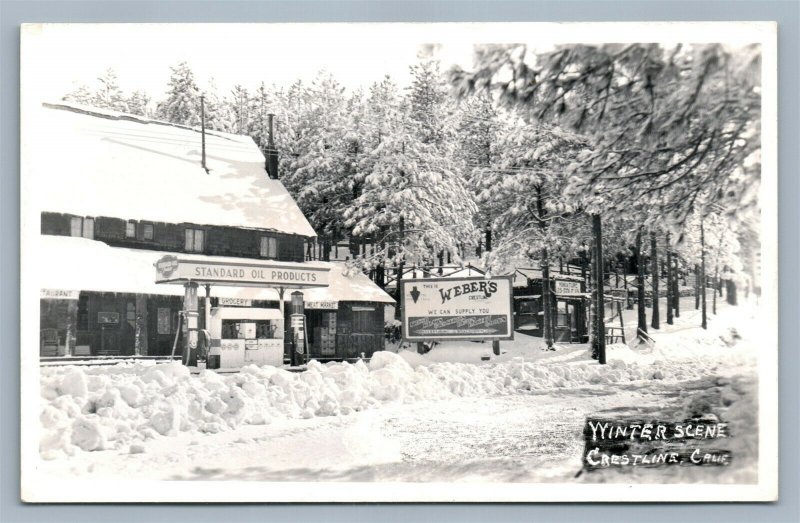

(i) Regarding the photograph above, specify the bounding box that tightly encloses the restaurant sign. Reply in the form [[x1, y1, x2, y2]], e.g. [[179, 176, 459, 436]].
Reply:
[[155, 256, 330, 289], [40, 289, 80, 300], [401, 276, 514, 341]]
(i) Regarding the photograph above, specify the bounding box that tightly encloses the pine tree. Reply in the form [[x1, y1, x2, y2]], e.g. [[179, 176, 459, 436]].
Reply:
[[158, 61, 201, 126], [126, 90, 151, 117], [202, 78, 227, 131], [62, 83, 94, 106], [227, 84, 251, 135], [93, 68, 128, 112], [408, 60, 448, 145]]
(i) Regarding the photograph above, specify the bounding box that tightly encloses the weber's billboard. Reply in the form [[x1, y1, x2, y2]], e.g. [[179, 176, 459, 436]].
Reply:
[[401, 276, 514, 341]]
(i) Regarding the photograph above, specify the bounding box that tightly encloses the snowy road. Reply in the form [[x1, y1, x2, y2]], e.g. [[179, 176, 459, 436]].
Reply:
[[37, 298, 760, 484], [41, 370, 752, 484]]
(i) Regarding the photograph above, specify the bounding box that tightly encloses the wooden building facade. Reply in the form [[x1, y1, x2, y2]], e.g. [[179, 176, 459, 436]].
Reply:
[[36, 102, 393, 363]]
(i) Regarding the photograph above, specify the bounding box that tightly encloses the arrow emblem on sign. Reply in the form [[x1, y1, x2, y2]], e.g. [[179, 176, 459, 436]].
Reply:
[[410, 286, 421, 303]]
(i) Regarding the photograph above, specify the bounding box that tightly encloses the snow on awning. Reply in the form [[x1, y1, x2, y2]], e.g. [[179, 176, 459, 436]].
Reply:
[[38, 236, 393, 304], [32, 103, 316, 238], [296, 263, 395, 304]]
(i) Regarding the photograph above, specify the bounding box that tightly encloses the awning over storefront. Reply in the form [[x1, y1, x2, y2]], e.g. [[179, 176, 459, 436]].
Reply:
[[38, 235, 393, 304], [154, 254, 330, 289], [297, 265, 395, 305]]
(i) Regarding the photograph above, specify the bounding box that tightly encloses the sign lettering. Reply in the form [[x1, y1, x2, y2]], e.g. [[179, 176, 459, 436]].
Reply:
[[155, 256, 329, 288], [40, 289, 80, 300], [555, 279, 582, 295]]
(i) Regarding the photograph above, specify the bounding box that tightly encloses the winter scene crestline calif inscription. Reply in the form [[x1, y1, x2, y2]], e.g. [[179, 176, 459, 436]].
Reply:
[[20, 22, 777, 502]]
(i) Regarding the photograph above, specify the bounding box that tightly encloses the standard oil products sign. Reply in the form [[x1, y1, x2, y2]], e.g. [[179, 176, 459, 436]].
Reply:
[[402, 276, 514, 341], [155, 255, 330, 288]]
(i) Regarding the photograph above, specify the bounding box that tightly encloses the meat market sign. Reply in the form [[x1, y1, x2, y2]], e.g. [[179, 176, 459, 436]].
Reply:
[[155, 255, 330, 289], [401, 276, 514, 341]]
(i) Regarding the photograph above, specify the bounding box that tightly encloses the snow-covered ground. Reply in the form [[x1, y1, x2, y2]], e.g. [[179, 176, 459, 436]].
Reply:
[[36, 293, 760, 484]]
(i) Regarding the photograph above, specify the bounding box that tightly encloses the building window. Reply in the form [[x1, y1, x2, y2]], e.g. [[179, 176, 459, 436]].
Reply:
[[125, 221, 136, 238], [556, 301, 570, 328], [157, 308, 171, 335], [70, 216, 94, 239], [260, 236, 278, 258], [352, 310, 373, 333], [77, 295, 89, 330], [142, 223, 154, 240], [185, 228, 204, 252]]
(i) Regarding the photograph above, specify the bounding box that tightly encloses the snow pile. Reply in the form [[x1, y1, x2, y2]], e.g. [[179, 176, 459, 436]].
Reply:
[[38, 348, 735, 459]]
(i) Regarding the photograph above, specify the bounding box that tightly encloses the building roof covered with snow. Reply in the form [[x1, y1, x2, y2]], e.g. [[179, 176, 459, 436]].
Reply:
[[30, 102, 316, 238]]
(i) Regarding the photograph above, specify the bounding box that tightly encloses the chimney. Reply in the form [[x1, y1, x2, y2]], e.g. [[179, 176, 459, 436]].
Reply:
[[265, 113, 279, 179]]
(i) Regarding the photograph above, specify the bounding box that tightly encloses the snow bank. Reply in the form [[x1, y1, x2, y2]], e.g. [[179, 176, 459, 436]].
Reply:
[[38, 347, 735, 459]]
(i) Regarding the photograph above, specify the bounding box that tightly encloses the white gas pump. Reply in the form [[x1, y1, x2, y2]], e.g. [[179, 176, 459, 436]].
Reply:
[[206, 307, 284, 369], [290, 314, 306, 365]]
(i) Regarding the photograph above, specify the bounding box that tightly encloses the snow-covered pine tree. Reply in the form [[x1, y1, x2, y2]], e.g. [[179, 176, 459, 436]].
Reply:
[[408, 60, 449, 146], [247, 82, 275, 149], [344, 116, 478, 275], [93, 68, 128, 112], [456, 93, 501, 259], [345, 61, 477, 302], [202, 78, 228, 132], [126, 90, 151, 117], [450, 43, 761, 339], [277, 72, 358, 259], [474, 117, 588, 349], [62, 83, 94, 106], [227, 84, 251, 135], [158, 61, 201, 126]]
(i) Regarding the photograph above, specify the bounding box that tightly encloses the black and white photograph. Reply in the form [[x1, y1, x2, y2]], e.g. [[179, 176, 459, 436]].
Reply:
[[19, 21, 777, 502]]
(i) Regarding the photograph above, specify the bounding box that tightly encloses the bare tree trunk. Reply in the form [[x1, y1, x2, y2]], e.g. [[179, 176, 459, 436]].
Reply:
[[650, 231, 660, 329], [666, 231, 674, 325], [713, 267, 718, 315], [695, 264, 701, 310], [636, 230, 648, 341], [593, 215, 606, 364], [701, 217, 707, 329]]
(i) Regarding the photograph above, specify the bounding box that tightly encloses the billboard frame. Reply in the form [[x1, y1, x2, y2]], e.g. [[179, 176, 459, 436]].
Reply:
[[400, 275, 515, 342]]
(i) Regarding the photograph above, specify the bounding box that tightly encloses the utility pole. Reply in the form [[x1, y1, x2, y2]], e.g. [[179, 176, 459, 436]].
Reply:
[[200, 94, 208, 173]]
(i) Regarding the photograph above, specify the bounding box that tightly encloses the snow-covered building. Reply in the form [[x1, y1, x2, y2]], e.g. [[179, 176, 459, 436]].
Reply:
[[511, 269, 589, 343], [35, 102, 393, 362]]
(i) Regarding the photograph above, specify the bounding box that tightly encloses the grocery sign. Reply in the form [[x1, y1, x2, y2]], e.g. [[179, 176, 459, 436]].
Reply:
[[401, 276, 514, 341]]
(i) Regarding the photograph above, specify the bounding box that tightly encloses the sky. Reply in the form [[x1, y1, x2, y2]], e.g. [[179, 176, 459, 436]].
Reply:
[[24, 24, 478, 102], [22, 22, 771, 105]]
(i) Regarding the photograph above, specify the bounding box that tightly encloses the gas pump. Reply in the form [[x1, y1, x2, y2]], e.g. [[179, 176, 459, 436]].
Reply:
[[183, 310, 199, 366], [206, 307, 284, 369], [290, 291, 307, 366]]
